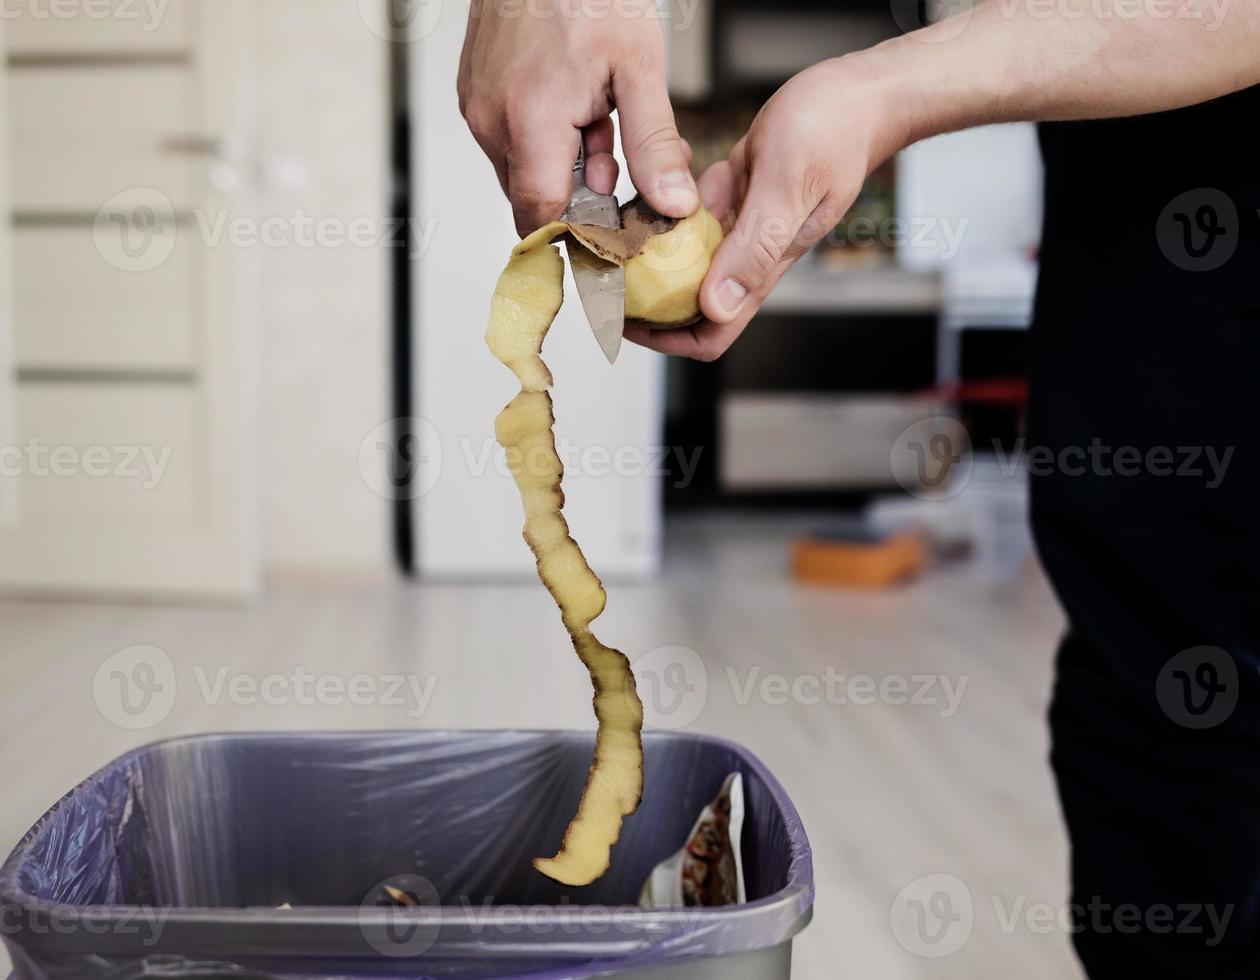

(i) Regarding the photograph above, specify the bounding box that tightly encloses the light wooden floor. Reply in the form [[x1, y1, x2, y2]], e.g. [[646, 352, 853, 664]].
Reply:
[[0, 514, 1081, 979]]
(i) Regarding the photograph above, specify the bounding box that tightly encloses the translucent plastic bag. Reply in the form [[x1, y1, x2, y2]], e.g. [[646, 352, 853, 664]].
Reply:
[[1, 731, 813, 979]]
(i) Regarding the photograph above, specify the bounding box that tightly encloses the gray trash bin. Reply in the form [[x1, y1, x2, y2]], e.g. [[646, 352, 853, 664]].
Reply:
[[0, 730, 813, 978]]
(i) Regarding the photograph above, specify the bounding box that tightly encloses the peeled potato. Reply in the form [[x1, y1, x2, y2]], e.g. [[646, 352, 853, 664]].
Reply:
[[624, 208, 723, 327], [485, 199, 719, 887], [565, 199, 723, 328]]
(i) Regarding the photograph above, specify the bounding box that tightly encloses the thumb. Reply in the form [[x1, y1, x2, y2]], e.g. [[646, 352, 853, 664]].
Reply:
[[613, 67, 699, 218], [700, 172, 829, 324]]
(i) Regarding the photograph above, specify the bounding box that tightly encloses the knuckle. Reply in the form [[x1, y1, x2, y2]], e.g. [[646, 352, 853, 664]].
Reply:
[[624, 44, 663, 78], [744, 232, 782, 279], [461, 97, 497, 141], [628, 123, 682, 161], [696, 341, 727, 363], [800, 159, 837, 205]]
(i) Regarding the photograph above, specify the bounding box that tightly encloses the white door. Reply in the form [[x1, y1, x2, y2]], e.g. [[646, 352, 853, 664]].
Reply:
[[413, 6, 666, 581], [0, 0, 259, 599]]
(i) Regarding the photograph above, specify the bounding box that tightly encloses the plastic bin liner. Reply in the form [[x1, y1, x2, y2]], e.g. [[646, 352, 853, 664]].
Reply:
[[1, 731, 813, 978]]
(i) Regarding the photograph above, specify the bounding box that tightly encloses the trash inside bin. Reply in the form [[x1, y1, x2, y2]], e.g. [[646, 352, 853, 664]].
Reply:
[[1, 731, 813, 979]]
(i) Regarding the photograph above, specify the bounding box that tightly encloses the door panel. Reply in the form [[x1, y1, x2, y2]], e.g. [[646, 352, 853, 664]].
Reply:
[[13, 383, 197, 523], [5, 1, 194, 53], [14, 225, 199, 370], [0, 0, 258, 598], [8, 66, 198, 211]]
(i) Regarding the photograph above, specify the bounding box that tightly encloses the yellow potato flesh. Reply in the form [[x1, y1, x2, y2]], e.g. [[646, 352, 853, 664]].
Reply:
[[624, 208, 723, 327], [487, 229, 645, 888]]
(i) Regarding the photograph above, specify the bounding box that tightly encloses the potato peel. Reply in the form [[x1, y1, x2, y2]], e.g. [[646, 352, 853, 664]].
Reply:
[[486, 203, 720, 887], [487, 235, 645, 888]]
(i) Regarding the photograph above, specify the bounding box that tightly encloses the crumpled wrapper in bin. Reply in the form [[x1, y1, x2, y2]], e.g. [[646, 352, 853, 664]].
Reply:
[[1, 730, 813, 979]]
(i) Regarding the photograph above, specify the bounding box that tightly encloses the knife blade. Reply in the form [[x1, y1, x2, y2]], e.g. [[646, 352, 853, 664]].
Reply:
[[563, 145, 624, 365]]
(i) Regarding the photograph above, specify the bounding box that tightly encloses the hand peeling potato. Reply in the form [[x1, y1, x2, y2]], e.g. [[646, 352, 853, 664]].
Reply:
[[486, 200, 720, 887]]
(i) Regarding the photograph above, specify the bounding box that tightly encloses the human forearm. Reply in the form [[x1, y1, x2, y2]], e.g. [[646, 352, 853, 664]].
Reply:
[[867, 0, 1260, 147], [631, 0, 1260, 361]]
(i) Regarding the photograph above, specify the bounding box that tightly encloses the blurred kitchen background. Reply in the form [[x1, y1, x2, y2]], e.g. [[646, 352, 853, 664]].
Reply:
[[0, 1, 1076, 978]]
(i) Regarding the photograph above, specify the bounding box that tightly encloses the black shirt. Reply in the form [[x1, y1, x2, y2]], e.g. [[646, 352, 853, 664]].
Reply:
[[1033, 86, 1260, 976]]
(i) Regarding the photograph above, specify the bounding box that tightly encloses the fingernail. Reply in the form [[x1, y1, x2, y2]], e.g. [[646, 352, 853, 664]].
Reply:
[[657, 170, 698, 212], [714, 278, 748, 320]]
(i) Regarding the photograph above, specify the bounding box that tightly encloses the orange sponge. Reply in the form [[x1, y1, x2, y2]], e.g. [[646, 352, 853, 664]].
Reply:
[[791, 529, 927, 588]]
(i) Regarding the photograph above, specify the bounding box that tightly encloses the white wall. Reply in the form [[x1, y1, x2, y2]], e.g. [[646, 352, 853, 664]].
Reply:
[[256, 0, 393, 577], [414, 8, 666, 579], [897, 124, 1044, 267]]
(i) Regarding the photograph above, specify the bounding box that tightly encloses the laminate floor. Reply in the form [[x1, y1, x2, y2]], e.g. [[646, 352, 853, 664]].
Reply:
[[0, 513, 1079, 979]]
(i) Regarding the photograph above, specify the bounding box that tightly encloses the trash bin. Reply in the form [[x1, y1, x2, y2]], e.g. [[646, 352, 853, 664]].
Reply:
[[1, 731, 813, 979]]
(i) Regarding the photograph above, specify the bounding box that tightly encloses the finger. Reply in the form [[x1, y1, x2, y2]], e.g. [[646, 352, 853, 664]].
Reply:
[[582, 117, 620, 196], [697, 160, 736, 224], [504, 109, 581, 236], [626, 254, 795, 361], [612, 65, 699, 218], [699, 167, 824, 324], [681, 138, 694, 171]]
